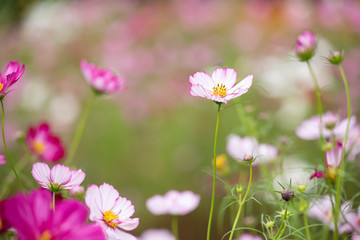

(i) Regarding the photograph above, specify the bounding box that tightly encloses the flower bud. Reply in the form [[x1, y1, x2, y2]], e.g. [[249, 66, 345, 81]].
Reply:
[[236, 185, 244, 194], [296, 184, 307, 193], [281, 189, 294, 202], [321, 142, 333, 152], [328, 50, 344, 65], [265, 221, 274, 228], [280, 209, 291, 219], [243, 154, 254, 163], [295, 31, 317, 62]]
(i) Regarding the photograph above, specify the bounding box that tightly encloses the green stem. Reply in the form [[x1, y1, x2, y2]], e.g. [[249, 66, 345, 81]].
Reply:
[[67, 92, 96, 164], [0, 99, 23, 191], [0, 155, 27, 198], [333, 65, 352, 240], [207, 103, 221, 240], [303, 211, 311, 240], [228, 164, 253, 240], [171, 215, 179, 240], [306, 61, 324, 141], [53, 192, 55, 213]]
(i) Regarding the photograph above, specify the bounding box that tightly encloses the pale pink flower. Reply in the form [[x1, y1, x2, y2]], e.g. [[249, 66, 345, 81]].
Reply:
[[296, 112, 355, 140], [70, 186, 84, 196], [80, 60, 126, 94], [342, 206, 360, 238], [0, 61, 25, 96], [139, 229, 175, 240], [295, 30, 317, 61], [238, 233, 263, 240], [308, 195, 352, 233], [31, 162, 85, 192], [0, 155, 5, 165], [85, 183, 139, 240], [326, 141, 343, 168], [189, 68, 253, 104], [146, 190, 200, 216], [226, 134, 278, 165]]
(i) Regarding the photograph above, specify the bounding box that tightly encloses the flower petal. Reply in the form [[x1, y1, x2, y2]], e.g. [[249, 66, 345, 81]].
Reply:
[[50, 164, 72, 186], [31, 162, 51, 188], [63, 169, 85, 190]]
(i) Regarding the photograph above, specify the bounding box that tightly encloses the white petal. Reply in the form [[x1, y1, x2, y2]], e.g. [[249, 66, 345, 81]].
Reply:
[[31, 162, 51, 188], [50, 164, 72, 185]]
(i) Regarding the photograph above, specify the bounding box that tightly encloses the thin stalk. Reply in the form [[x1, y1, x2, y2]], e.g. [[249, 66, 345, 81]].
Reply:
[[0, 155, 27, 198], [228, 164, 253, 240], [67, 92, 96, 164], [207, 103, 221, 240], [171, 215, 179, 240], [333, 65, 352, 240], [306, 61, 324, 141], [0, 99, 23, 190], [303, 211, 311, 240], [52, 192, 55, 213]]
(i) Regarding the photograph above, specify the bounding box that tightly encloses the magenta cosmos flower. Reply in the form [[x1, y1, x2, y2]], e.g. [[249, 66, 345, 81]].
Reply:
[[26, 122, 65, 162], [85, 183, 139, 240], [0, 61, 25, 96], [0, 155, 5, 165], [326, 141, 343, 169], [32, 162, 85, 192], [295, 30, 317, 61], [146, 190, 200, 216], [4, 189, 105, 240], [189, 68, 253, 104], [80, 60, 126, 94], [226, 134, 278, 165]]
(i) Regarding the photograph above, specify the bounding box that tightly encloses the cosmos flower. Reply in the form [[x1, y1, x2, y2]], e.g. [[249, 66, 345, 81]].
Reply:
[[85, 183, 139, 240], [295, 30, 317, 61], [326, 141, 343, 168], [226, 134, 278, 165], [146, 190, 200, 216], [26, 122, 65, 162], [4, 188, 105, 240], [139, 229, 176, 240], [342, 206, 360, 239], [189, 68, 253, 104], [0, 61, 25, 96], [0, 155, 5, 165], [309, 168, 325, 180], [31, 162, 85, 192], [308, 195, 352, 233], [80, 60, 126, 94]]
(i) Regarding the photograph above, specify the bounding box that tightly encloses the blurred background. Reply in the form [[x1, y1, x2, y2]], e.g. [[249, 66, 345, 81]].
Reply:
[[0, 0, 360, 239]]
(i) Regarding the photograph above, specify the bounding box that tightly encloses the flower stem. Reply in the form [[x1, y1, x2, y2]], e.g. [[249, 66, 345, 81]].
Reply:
[[0, 99, 23, 191], [207, 103, 221, 240], [303, 210, 311, 240], [53, 192, 56, 213], [67, 92, 96, 164], [333, 65, 352, 240], [172, 215, 179, 240], [306, 61, 324, 141], [228, 164, 253, 240]]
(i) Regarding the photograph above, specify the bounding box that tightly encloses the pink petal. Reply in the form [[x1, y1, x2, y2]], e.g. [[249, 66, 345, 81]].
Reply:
[[63, 169, 85, 190], [31, 162, 51, 188], [99, 183, 120, 210], [146, 195, 167, 215], [118, 217, 139, 231], [85, 185, 104, 221], [0, 155, 6, 165], [50, 164, 72, 185], [212, 68, 237, 89], [228, 74, 253, 94], [189, 72, 214, 91]]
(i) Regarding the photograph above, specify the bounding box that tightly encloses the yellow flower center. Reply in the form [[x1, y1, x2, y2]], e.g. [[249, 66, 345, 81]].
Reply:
[[33, 140, 46, 154], [38, 230, 51, 240], [213, 154, 227, 170], [0, 83, 3, 92], [328, 167, 336, 181], [103, 210, 119, 228], [212, 84, 227, 98]]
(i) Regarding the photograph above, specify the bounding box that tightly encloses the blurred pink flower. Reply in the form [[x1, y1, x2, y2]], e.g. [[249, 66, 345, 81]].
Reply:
[[31, 162, 85, 192], [343, 206, 360, 238], [70, 186, 84, 196], [189, 68, 253, 104], [308, 195, 352, 233], [0, 155, 5, 165], [4, 188, 105, 240], [238, 233, 263, 240], [226, 134, 278, 165], [309, 168, 325, 180], [26, 122, 65, 162], [146, 190, 200, 216], [295, 112, 355, 140], [295, 30, 316, 61], [85, 183, 139, 240], [326, 141, 343, 168], [80, 60, 126, 94], [0, 61, 25, 96], [139, 229, 175, 240]]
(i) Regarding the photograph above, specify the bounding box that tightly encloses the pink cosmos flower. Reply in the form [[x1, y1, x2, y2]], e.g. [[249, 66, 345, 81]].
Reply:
[[326, 141, 343, 168], [0, 61, 25, 96], [226, 134, 278, 165], [296, 112, 355, 140], [26, 122, 65, 162], [238, 233, 263, 240], [189, 68, 253, 104], [308, 195, 352, 233], [4, 189, 105, 240], [342, 206, 360, 238], [139, 229, 176, 240], [295, 30, 317, 61], [0, 155, 5, 165], [85, 183, 139, 240], [80, 60, 126, 94], [31, 162, 85, 192], [146, 190, 200, 216]]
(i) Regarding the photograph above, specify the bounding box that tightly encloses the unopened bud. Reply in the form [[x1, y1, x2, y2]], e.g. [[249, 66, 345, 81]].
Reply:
[[243, 154, 254, 163], [236, 185, 244, 194], [321, 142, 333, 152], [265, 221, 274, 228], [328, 50, 344, 65], [295, 31, 317, 62], [280, 209, 291, 219], [281, 189, 294, 202], [296, 184, 307, 193]]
